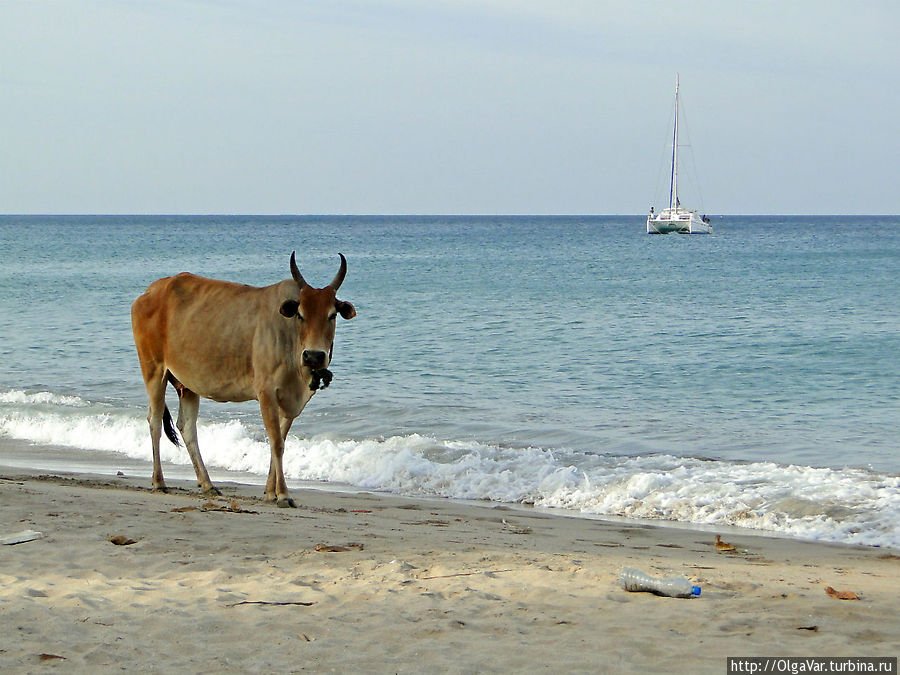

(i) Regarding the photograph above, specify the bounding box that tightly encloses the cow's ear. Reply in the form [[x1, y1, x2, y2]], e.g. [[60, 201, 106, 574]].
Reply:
[[336, 300, 356, 320], [279, 300, 300, 318]]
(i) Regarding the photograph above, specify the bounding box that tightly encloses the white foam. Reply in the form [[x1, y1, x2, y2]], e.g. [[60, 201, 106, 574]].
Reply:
[[0, 410, 178, 464], [0, 389, 89, 407], [534, 457, 900, 548], [1, 401, 898, 549], [273, 434, 900, 548]]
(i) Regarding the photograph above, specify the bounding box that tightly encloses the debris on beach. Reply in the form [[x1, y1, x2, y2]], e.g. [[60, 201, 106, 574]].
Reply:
[[39, 653, 66, 661], [421, 568, 514, 580], [825, 586, 859, 600], [502, 519, 533, 535], [715, 535, 736, 552], [172, 500, 257, 514], [108, 535, 138, 546], [1, 529, 44, 545], [620, 568, 701, 598], [203, 499, 256, 514], [226, 600, 315, 608], [314, 542, 364, 552]]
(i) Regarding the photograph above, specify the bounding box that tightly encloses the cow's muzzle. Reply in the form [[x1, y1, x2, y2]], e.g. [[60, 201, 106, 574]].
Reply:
[[302, 349, 328, 369]]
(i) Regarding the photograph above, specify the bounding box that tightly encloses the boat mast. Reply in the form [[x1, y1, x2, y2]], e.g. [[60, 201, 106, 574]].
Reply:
[[669, 74, 679, 211]]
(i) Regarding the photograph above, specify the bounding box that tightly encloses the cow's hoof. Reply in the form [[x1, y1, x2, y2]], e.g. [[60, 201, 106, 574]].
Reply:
[[276, 497, 296, 508], [153, 486, 169, 494], [201, 487, 222, 497]]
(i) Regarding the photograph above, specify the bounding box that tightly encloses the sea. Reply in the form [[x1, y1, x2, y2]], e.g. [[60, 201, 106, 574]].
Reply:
[[1, 215, 898, 548]]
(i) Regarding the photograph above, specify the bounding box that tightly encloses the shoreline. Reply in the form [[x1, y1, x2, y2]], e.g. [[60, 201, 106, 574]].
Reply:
[[2, 464, 898, 672], [3, 435, 896, 551]]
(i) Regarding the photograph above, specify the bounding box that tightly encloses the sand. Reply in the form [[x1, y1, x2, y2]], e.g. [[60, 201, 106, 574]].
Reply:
[[1, 466, 898, 674]]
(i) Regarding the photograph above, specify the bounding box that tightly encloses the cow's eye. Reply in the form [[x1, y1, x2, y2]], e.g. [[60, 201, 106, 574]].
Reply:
[[297, 314, 305, 322], [328, 313, 337, 322]]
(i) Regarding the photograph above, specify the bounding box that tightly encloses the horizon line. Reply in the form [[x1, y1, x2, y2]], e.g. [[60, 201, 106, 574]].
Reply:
[[2, 213, 898, 218]]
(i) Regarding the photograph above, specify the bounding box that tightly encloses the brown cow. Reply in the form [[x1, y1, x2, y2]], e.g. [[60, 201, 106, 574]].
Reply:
[[131, 253, 355, 507]]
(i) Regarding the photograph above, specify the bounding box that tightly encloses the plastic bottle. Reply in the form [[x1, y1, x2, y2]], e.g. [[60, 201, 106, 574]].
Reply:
[[620, 567, 701, 598]]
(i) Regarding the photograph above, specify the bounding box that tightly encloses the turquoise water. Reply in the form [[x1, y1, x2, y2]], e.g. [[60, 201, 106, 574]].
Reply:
[[1, 215, 898, 546]]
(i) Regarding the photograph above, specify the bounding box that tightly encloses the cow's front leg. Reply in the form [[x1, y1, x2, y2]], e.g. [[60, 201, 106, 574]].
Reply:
[[280, 415, 294, 443], [260, 391, 295, 508]]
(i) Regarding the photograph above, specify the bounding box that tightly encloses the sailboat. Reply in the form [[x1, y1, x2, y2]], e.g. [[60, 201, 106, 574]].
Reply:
[[647, 75, 712, 235]]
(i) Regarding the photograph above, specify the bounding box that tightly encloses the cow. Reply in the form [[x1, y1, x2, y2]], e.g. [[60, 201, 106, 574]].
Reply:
[[131, 252, 356, 507]]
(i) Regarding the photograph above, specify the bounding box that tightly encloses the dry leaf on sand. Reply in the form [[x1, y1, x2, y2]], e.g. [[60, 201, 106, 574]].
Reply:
[[825, 586, 859, 600], [108, 535, 137, 546], [715, 535, 736, 552]]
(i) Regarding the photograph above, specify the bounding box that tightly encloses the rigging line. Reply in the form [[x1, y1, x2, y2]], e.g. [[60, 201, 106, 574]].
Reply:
[[676, 93, 706, 213]]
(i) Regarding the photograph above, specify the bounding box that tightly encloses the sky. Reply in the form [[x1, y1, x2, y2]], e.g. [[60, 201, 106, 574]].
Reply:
[[1, 0, 898, 215]]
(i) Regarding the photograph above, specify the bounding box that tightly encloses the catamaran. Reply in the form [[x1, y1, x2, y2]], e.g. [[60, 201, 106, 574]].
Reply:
[[647, 75, 712, 235]]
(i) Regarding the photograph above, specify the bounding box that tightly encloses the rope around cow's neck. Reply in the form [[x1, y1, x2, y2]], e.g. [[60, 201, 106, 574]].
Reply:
[[309, 368, 333, 391]]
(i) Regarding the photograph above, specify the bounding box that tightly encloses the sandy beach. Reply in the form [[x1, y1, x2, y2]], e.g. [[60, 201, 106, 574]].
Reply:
[[2, 465, 898, 674]]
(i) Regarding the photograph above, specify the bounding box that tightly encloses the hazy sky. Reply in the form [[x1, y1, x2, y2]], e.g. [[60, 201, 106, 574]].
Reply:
[[2, 1, 898, 215]]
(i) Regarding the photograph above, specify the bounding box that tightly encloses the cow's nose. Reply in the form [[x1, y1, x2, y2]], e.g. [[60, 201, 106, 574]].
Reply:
[[302, 350, 327, 369]]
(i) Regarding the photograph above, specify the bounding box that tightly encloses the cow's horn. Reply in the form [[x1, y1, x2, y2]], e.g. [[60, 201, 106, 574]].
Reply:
[[290, 252, 307, 289], [329, 253, 347, 291]]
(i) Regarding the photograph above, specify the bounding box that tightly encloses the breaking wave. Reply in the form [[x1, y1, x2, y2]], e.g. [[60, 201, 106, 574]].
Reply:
[[1, 390, 898, 549]]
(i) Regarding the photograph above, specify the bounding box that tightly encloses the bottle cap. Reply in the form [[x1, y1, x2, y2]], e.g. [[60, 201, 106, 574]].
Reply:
[[692, 586, 701, 596]]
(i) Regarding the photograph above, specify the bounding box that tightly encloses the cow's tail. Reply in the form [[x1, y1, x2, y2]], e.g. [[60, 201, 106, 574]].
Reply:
[[162, 406, 180, 447], [162, 370, 181, 447]]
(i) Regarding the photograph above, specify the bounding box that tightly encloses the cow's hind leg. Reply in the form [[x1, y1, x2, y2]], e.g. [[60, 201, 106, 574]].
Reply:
[[143, 368, 169, 493], [176, 388, 220, 497]]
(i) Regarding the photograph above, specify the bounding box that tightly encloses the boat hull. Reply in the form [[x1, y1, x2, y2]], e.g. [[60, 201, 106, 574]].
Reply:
[[646, 214, 712, 234]]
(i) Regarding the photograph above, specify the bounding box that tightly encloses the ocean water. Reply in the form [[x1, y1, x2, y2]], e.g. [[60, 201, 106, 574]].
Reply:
[[1, 215, 898, 548]]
